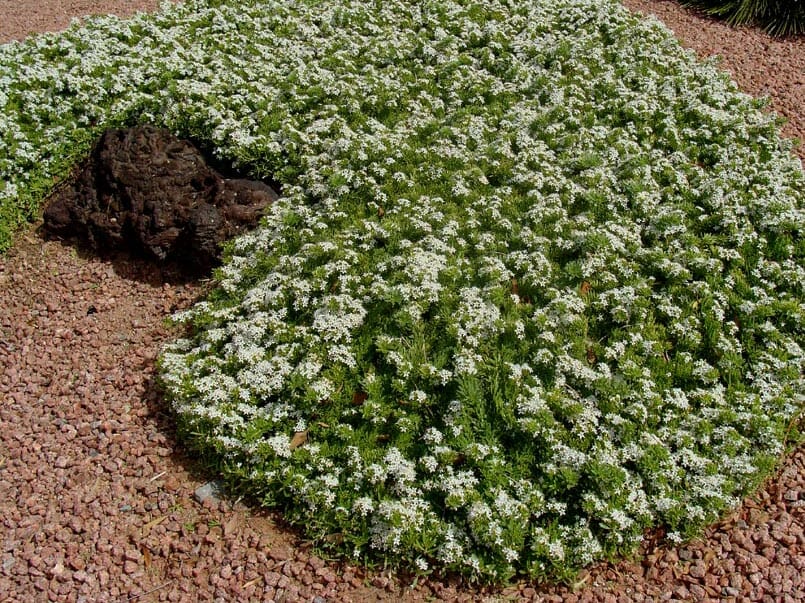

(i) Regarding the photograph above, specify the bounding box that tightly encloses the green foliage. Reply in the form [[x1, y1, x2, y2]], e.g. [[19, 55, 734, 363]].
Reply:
[[683, 0, 805, 36], [1, 0, 803, 585]]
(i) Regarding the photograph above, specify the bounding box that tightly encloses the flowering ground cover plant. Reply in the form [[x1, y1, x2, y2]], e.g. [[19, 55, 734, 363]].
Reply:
[[2, 0, 804, 584]]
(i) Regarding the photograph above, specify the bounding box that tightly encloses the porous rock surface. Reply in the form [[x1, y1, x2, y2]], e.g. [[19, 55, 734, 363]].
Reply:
[[43, 124, 278, 273]]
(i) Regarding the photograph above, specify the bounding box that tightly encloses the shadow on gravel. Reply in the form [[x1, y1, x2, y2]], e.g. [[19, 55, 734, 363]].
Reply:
[[134, 369, 391, 589], [140, 369, 304, 535], [36, 226, 213, 287]]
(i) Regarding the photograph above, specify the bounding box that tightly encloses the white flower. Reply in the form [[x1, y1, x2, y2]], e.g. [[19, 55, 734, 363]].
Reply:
[[265, 434, 292, 458], [10, 0, 797, 582], [352, 497, 375, 517]]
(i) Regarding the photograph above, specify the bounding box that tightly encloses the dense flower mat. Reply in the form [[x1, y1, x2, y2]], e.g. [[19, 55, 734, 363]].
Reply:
[[1, 0, 803, 583]]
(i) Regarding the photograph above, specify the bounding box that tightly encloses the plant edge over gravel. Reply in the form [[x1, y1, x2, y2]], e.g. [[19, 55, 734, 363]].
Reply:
[[0, 0, 803, 584]]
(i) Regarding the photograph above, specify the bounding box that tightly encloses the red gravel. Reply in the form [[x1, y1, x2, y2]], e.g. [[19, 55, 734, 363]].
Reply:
[[0, 2, 803, 602], [0, 0, 171, 42]]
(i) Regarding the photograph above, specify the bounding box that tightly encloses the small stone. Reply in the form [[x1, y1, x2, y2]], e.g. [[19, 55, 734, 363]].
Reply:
[[54, 456, 70, 469], [264, 571, 281, 587], [49, 562, 65, 578], [220, 565, 232, 580], [69, 518, 84, 535], [308, 556, 325, 571], [777, 531, 796, 546], [722, 586, 740, 597], [371, 576, 389, 589], [123, 549, 141, 562], [123, 560, 138, 575], [784, 490, 798, 502], [689, 561, 706, 579], [73, 570, 88, 583], [68, 556, 85, 571], [689, 584, 707, 600], [194, 481, 224, 506], [269, 546, 292, 562], [673, 586, 689, 599], [163, 476, 180, 492], [679, 548, 693, 561], [222, 516, 240, 538], [289, 561, 305, 578]]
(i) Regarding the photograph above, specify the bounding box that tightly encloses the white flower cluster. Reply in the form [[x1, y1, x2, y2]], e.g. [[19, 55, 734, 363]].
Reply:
[[3, 0, 803, 583]]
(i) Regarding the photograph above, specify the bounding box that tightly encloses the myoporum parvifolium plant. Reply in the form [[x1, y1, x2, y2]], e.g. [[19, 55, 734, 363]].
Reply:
[[1, 0, 803, 584]]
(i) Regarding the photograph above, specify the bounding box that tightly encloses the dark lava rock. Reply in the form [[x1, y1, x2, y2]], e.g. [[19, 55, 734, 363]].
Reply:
[[43, 124, 278, 274]]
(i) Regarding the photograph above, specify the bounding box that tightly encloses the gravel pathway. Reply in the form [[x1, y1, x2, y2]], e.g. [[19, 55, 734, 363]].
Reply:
[[0, 2, 803, 601]]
